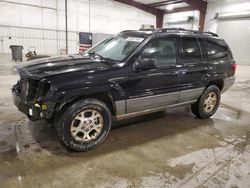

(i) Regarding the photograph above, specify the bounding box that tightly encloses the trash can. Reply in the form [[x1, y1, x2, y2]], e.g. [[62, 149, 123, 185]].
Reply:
[[10, 45, 23, 61]]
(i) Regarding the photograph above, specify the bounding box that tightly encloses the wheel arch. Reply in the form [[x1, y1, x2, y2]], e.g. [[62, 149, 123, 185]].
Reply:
[[56, 92, 116, 118], [207, 79, 224, 91]]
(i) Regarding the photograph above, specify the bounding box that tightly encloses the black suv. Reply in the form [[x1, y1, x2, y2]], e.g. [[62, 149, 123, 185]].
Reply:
[[12, 28, 236, 151]]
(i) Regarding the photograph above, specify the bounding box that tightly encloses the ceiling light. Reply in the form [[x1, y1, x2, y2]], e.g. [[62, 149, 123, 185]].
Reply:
[[166, 5, 174, 11]]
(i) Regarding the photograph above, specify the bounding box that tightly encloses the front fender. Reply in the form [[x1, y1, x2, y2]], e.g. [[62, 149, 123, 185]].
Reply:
[[54, 82, 126, 110]]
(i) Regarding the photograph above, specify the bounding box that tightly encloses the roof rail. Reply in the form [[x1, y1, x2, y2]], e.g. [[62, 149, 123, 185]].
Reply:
[[121, 30, 137, 33], [202, 31, 219, 37], [155, 28, 219, 37], [121, 28, 219, 37], [156, 27, 186, 32], [138, 28, 155, 31]]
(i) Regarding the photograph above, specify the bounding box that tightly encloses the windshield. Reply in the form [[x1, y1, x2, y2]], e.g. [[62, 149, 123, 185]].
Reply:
[[85, 34, 145, 61]]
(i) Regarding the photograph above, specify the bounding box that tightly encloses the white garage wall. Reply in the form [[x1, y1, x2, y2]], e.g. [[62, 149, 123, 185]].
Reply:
[[204, 0, 250, 65], [204, 0, 250, 32], [163, 11, 200, 30], [0, 0, 155, 55]]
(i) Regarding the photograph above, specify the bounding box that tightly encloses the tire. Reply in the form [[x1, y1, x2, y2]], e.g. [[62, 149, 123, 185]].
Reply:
[[55, 98, 112, 152], [191, 85, 221, 119]]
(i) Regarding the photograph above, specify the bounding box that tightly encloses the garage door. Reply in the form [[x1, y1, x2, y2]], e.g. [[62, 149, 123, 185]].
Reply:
[[217, 20, 250, 65]]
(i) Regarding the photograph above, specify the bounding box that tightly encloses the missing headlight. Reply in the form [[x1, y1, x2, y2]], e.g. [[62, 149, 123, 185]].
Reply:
[[37, 81, 51, 99]]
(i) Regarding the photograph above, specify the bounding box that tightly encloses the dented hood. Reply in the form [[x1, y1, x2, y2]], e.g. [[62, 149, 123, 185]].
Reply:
[[16, 55, 110, 79]]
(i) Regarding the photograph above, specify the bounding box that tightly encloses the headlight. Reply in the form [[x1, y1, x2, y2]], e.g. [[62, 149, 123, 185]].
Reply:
[[37, 80, 51, 99]]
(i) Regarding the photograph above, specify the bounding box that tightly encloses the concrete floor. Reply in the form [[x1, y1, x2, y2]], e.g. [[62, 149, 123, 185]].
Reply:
[[0, 54, 250, 188]]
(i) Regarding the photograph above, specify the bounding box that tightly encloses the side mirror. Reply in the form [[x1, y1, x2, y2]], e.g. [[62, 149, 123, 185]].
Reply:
[[141, 47, 158, 59], [133, 58, 157, 71]]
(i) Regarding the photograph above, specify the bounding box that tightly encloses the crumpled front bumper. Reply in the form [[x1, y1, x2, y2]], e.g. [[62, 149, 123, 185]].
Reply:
[[12, 86, 55, 121]]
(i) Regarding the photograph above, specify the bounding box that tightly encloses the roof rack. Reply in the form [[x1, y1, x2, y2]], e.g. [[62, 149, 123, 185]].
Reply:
[[138, 28, 155, 31], [155, 28, 219, 37], [121, 28, 219, 37], [202, 31, 219, 37]]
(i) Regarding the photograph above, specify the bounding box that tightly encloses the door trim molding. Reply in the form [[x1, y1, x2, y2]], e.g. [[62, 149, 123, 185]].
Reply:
[[116, 100, 196, 120], [115, 87, 205, 119]]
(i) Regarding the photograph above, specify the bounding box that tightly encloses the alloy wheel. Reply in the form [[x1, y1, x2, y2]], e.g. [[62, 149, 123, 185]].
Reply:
[[203, 91, 218, 113], [70, 109, 104, 142]]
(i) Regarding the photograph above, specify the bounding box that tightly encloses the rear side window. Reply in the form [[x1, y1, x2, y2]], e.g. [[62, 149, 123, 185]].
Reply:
[[180, 37, 202, 62], [207, 39, 231, 60]]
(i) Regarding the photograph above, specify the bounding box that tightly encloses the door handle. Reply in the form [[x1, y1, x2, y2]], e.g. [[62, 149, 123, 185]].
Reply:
[[148, 72, 164, 76], [166, 71, 179, 76], [109, 77, 127, 82], [201, 67, 212, 72]]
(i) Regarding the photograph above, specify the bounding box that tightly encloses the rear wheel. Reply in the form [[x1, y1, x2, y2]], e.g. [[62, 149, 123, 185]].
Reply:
[[55, 99, 111, 151], [191, 85, 221, 119]]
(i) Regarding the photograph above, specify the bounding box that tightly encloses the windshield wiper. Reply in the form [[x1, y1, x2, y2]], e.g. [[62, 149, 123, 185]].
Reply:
[[87, 52, 113, 62], [87, 52, 101, 59]]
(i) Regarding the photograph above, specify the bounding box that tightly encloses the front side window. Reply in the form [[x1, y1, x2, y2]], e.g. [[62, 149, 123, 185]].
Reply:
[[86, 35, 145, 61], [181, 37, 202, 62], [140, 37, 177, 67]]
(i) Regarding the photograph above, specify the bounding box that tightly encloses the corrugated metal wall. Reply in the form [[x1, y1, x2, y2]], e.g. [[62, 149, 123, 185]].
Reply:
[[0, 0, 155, 55], [0, 26, 78, 54]]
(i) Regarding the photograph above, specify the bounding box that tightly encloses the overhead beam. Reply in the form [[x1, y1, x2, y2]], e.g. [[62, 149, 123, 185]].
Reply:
[[114, 0, 164, 28], [156, 11, 164, 28], [182, 0, 207, 31], [149, 0, 175, 6], [199, 11, 206, 31], [149, 0, 182, 7], [163, 5, 196, 14], [182, 0, 207, 12], [164, 0, 207, 31], [114, 0, 207, 31], [114, 0, 159, 15]]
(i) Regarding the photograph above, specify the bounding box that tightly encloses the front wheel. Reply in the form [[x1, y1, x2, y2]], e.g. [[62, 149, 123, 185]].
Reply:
[[55, 99, 112, 152], [191, 85, 221, 119]]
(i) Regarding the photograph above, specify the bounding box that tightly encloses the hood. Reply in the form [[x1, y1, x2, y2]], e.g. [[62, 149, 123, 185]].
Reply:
[[16, 55, 110, 79]]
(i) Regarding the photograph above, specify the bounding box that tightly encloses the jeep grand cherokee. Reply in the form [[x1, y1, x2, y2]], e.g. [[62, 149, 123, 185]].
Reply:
[[12, 28, 236, 151]]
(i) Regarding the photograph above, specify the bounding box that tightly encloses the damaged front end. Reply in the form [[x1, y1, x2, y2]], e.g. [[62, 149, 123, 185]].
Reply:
[[12, 75, 56, 121]]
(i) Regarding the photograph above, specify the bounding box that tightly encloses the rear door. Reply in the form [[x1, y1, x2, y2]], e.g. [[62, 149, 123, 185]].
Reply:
[[177, 35, 210, 103]]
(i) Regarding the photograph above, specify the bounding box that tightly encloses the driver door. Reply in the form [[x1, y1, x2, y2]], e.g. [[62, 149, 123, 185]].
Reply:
[[121, 36, 183, 113]]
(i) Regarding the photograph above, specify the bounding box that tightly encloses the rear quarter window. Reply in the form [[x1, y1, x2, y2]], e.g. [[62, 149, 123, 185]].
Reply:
[[206, 38, 232, 60]]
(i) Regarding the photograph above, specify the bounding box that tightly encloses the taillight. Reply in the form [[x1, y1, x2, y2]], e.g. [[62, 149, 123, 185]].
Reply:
[[232, 63, 237, 75]]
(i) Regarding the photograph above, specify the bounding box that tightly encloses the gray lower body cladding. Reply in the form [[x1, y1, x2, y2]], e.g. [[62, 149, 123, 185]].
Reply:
[[115, 87, 205, 120], [115, 76, 235, 120]]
